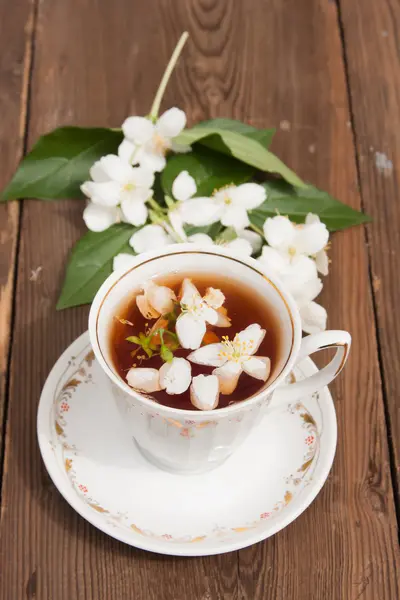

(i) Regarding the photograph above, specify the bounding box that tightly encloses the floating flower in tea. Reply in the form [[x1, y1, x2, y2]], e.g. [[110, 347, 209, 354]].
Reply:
[[175, 278, 230, 350], [159, 357, 192, 395], [190, 374, 220, 411], [136, 281, 176, 319], [187, 324, 271, 395]]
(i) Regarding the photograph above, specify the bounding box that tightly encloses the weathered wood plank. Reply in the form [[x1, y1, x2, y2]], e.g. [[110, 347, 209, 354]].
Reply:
[[0, 1, 240, 598], [230, 0, 400, 598], [338, 0, 400, 506], [0, 0, 37, 474]]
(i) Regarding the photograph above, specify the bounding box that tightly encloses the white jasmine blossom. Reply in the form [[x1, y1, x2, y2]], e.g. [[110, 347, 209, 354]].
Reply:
[[190, 374, 220, 410], [126, 367, 161, 393], [119, 108, 190, 173], [159, 357, 192, 394], [175, 278, 228, 350], [188, 323, 271, 394], [81, 155, 154, 230], [263, 213, 329, 271], [136, 280, 176, 319], [259, 248, 327, 333], [83, 203, 120, 232], [180, 183, 266, 230], [129, 224, 174, 254], [168, 171, 209, 240]]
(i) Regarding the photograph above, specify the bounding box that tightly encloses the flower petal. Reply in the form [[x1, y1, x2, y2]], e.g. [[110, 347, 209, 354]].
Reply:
[[293, 276, 323, 304], [258, 245, 290, 275], [229, 183, 266, 209], [168, 209, 188, 241], [242, 356, 271, 382], [298, 301, 327, 334], [83, 203, 118, 232], [238, 229, 263, 254], [139, 148, 166, 173], [187, 233, 214, 246], [136, 294, 160, 319], [204, 287, 225, 309], [132, 166, 155, 189], [187, 343, 226, 367], [129, 225, 173, 253], [221, 205, 250, 230], [159, 357, 192, 394], [122, 116, 154, 144], [305, 213, 321, 225], [118, 139, 137, 163], [236, 323, 266, 355], [179, 197, 223, 226], [172, 170, 197, 202], [263, 215, 295, 250], [90, 160, 109, 183], [97, 154, 134, 183], [113, 253, 136, 272], [283, 255, 319, 296], [176, 312, 206, 350], [202, 305, 219, 325], [315, 249, 329, 276], [294, 222, 329, 255], [156, 108, 186, 138], [120, 198, 148, 226], [81, 181, 121, 206], [145, 281, 176, 315], [190, 375, 220, 410], [225, 237, 253, 256], [212, 362, 242, 395], [214, 310, 232, 328], [180, 278, 202, 306], [126, 367, 161, 393]]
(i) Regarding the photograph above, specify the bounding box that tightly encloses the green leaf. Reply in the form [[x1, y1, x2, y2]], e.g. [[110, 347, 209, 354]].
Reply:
[[2, 127, 123, 201], [249, 181, 371, 232], [126, 336, 141, 345], [162, 146, 255, 198], [175, 127, 305, 188], [195, 118, 275, 148], [57, 224, 135, 310]]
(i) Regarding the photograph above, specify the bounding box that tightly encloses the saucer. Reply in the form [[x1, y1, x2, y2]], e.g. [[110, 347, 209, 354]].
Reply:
[[37, 331, 337, 556]]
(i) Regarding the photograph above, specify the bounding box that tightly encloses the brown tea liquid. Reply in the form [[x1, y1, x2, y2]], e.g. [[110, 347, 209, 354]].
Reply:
[[110, 274, 281, 411]]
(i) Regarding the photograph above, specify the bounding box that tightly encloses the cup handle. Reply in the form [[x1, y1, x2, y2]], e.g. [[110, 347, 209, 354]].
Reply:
[[272, 330, 351, 404]]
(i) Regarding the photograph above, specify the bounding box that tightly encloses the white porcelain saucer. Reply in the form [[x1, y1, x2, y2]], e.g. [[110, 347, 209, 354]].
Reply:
[[37, 331, 337, 556]]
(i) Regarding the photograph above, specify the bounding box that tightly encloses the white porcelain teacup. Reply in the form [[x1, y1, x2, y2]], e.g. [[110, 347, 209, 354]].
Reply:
[[89, 244, 351, 474]]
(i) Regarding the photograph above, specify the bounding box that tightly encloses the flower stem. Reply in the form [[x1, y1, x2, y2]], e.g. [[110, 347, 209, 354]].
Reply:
[[148, 196, 167, 214], [149, 32, 189, 120], [249, 222, 264, 237]]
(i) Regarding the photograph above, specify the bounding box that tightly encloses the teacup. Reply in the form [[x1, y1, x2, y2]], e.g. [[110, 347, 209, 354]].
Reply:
[[89, 244, 351, 474]]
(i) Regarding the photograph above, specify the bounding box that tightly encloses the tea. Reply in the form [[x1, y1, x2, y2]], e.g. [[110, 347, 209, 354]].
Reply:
[[110, 273, 282, 411]]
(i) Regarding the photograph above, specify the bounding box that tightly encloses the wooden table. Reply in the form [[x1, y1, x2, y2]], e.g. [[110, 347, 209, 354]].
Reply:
[[1, 1, 400, 598]]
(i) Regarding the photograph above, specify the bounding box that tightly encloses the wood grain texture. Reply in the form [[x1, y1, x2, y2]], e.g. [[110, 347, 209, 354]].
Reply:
[[0, 1, 239, 599], [203, 0, 399, 598], [0, 0, 399, 599], [0, 0, 36, 475], [338, 0, 400, 504]]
